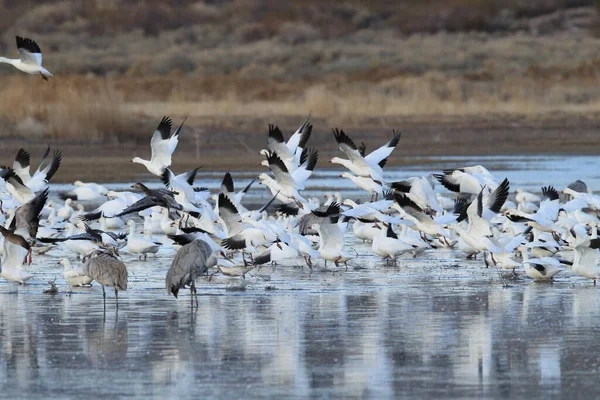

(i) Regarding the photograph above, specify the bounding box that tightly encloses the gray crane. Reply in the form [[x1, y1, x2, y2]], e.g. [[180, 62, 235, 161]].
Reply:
[[83, 249, 128, 308], [166, 238, 221, 307]]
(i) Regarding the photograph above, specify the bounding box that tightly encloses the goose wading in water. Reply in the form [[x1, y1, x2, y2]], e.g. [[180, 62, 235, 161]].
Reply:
[[0, 36, 52, 80]]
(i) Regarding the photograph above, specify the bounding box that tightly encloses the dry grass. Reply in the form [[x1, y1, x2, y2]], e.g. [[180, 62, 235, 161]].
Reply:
[[0, 76, 139, 142]]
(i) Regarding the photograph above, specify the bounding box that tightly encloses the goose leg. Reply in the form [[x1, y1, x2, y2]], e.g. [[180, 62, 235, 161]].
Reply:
[[40, 72, 48, 81]]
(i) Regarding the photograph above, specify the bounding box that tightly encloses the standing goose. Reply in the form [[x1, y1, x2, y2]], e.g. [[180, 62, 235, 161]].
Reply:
[[83, 249, 128, 308], [132, 116, 186, 176], [0, 36, 53, 80]]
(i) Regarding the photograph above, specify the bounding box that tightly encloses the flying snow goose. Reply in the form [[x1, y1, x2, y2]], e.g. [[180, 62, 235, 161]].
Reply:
[[263, 119, 312, 168], [258, 152, 307, 206], [132, 116, 185, 176], [331, 128, 401, 182], [0, 168, 34, 204], [0, 36, 52, 80], [505, 186, 561, 233]]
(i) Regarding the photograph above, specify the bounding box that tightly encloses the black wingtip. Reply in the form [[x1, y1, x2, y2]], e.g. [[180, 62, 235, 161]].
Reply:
[[221, 172, 234, 193], [268, 124, 285, 143], [16, 36, 41, 54], [156, 116, 173, 140], [541, 185, 559, 202]]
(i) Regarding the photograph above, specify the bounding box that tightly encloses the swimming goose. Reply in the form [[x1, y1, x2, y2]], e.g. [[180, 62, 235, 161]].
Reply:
[[331, 128, 401, 182], [132, 116, 186, 176], [0, 36, 52, 80]]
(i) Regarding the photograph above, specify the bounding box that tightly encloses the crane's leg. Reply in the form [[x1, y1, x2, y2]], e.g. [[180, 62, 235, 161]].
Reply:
[[144, 254, 147, 261], [115, 288, 119, 308], [102, 285, 106, 311]]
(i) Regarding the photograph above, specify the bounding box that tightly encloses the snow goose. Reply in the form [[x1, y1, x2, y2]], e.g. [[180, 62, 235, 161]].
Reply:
[[126, 220, 160, 260], [252, 240, 299, 266], [449, 179, 510, 254], [160, 167, 202, 208], [0, 36, 52, 80], [9, 148, 61, 191], [393, 193, 448, 241], [58, 258, 93, 287], [258, 152, 307, 206], [0, 168, 34, 204], [0, 237, 32, 283], [331, 128, 401, 181], [132, 116, 185, 176], [2, 188, 48, 265], [57, 199, 75, 221], [262, 119, 312, 171], [572, 224, 600, 284], [62, 180, 108, 201], [218, 194, 275, 257], [340, 172, 382, 201], [372, 224, 416, 263], [434, 170, 485, 195], [519, 247, 565, 281], [505, 186, 561, 234]]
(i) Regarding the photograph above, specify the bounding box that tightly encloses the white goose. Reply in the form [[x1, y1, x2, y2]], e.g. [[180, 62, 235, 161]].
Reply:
[[132, 116, 185, 176], [58, 258, 93, 287], [126, 220, 160, 260], [0, 36, 52, 80], [519, 247, 565, 281], [331, 129, 401, 182]]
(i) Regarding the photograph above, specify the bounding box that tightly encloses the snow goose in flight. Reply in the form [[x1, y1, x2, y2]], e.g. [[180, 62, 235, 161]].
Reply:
[[1, 188, 48, 265], [161, 167, 203, 209], [449, 179, 510, 254], [132, 116, 185, 176], [505, 186, 561, 234], [261, 118, 312, 170], [258, 152, 308, 207], [11, 147, 62, 192], [434, 170, 486, 195], [0, 36, 52, 80], [331, 129, 401, 182], [218, 194, 275, 259], [0, 168, 34, 204]]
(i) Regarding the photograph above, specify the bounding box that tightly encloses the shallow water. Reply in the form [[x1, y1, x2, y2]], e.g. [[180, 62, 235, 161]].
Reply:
[[3, 156, 600, 398]]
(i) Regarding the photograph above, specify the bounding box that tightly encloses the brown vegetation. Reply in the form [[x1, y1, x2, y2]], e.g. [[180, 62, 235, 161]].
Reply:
[[0, 0, 599, 181]]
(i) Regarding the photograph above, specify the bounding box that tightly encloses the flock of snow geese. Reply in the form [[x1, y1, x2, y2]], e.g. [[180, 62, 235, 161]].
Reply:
[[2, 37, 600, 308]]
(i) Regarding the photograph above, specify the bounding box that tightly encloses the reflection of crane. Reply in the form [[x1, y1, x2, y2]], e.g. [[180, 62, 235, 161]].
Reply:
[[83, 249, 128, 308], [166, 239, 220, 307]]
